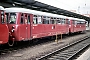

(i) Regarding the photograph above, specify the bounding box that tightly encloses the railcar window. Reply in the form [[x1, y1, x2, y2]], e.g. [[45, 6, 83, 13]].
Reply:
[[1, 11, 5, 24], [42, 16, 49, 24], [33, 15, 38, 24], [50, 20, 55, 24], [81, 21, 85, 24], [75, 21, 77, 25], [62, 19, 65, 24], [56, 19, 61, 24], [37, 15, 42, 24], [50, 17, 55, 24], [60, 18, 62, 24], [20, 13, 24, 24], [9, 13, 16, 24], [46, 17, 50, 22], [68, 20, 70, 24], [54, 18, 57, 24], [43, 19, 49, 24], [77, 21, 81, 24], [43, 16, 46, 18]]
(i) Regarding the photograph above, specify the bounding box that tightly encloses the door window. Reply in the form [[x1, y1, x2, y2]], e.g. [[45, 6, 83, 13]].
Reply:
[[20, 13, 24, 24], [27, 15, 30, 24]]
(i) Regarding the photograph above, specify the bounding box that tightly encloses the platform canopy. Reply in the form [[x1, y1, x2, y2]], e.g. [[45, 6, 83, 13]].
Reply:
[[0, 0, 90, 21]]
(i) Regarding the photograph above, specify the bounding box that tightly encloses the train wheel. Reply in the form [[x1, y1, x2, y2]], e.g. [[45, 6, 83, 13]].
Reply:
[[8, 40, 14, 46]]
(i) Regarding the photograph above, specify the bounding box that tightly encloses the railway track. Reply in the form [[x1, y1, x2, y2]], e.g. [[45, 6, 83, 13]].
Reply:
[[37, 36, 90, 60], [0, 33, 80, 55], [0, 36, 55, 55], [0, 33, 73, 55], [0, 42, 30, 55]]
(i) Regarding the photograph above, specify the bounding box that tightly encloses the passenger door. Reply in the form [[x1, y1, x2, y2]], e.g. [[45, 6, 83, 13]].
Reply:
[[27, 14, 32, 40], [24, 14, 32, 40], [72, 20, 74, 32], [70, 20, 74, 33], [19, 13, 27, 40]]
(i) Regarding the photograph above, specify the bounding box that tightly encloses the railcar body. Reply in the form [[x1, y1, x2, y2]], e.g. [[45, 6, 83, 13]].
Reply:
[[5, 7, 69, 44], [68, 17, 86, 33], [5, 7, 86, 46], [0, 6, 9, 44]]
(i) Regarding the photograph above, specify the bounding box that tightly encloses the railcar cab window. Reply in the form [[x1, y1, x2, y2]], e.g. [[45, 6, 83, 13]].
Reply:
[[6, 13, 16, 24], [1, 11, 5, 24], [42, 16, 50, 24], [10, 13, 16, 24]]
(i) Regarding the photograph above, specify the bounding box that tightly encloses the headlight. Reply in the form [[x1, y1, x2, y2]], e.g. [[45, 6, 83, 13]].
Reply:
[[11, 29, 15, 32]]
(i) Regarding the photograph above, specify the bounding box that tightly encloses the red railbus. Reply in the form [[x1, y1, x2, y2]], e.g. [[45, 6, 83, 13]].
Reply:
[[0, 6, 9, 44], [5, 7, 69, 46], [5, 7, 86, 46]]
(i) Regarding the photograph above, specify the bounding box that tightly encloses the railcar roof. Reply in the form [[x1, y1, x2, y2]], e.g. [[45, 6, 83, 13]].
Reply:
[[5, 7, 85, 21], [5, 7, 67, 18], [0, 6, 4, 10], [68, 17, 85, 21]]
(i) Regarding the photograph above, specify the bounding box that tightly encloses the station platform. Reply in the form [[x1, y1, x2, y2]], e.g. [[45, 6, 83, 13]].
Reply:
[[76, 47, 90, 60]]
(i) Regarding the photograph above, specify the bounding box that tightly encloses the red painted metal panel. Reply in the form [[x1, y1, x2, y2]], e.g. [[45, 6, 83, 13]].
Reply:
[[0, 24, 9, 44], [56, 24, 69, 34], [0, 10, 9, 44], [32, 24, 56, 38]]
